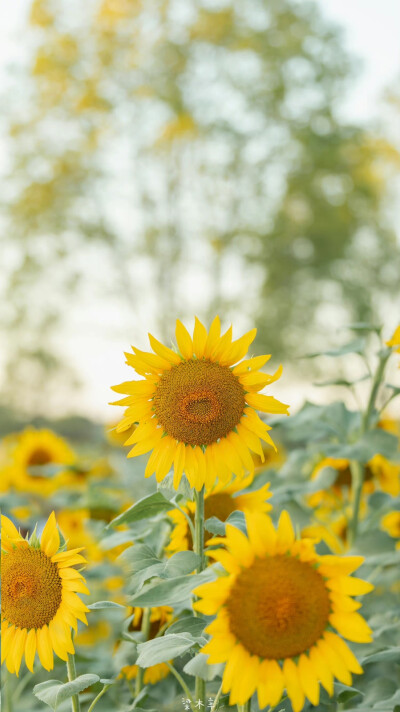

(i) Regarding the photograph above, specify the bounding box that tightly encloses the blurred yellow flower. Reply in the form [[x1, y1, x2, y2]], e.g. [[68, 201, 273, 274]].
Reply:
[[194, 511, 373, 712], [3, 428, 76, 496], [112, 316, 288, 490], [1, 512, 89, 675], [381, 510, 400, 548], [386, 325, 400, 353]]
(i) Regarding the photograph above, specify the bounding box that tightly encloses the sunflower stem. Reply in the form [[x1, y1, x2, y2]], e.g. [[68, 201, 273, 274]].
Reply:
[[88, 684, 111, 712], [194, 486, 206, 708], [210, 682, 224, 712], [237, 701, 251, 712], [66, 653, 81, 712], [134, 608, 152, 697], [349, 349, 390, 545], [166, 663, 196, 712], [5, 669, 14, 712]]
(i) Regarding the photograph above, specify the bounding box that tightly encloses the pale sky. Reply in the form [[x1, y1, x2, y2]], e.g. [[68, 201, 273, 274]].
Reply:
[[1, 0, 400, 420]]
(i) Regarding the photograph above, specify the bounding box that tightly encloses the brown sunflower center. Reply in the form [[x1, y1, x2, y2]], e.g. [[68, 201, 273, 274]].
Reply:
[[153, 360, 246, 446], [27, 447, 52, 466], [335, 465, 373, 488], [226, 555, 331, 659], [1, 547, 62, 629]]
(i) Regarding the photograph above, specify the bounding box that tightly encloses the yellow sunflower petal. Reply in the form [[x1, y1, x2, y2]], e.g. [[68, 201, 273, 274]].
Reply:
[[324, 632, 363, 675], [25, 628, 37, 672], [41, 511, 60, 557], [175, 320, 193, 359], [283, 658, 305, 712], [257, 659, 285, 708], [327, 576, 374, 596], [232, 354, 271, 375], [228, 653, 260, 705], [317, 638, 352, 685], [148, 333, 182, 365], [193, 317, 208, 358], [203, 316, 221, 358], [13, 627, 27, 676], [329, 612, 373, 643], [298, 654, 320, 706], [309, 645, 334, 696], [36, 626, 54, 671]]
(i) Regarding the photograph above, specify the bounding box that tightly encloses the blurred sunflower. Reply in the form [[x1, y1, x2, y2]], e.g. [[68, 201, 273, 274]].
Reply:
[[167, 476, 272, 554], [302, 512, 349, 554], [194, 511, 373, 712], [4, 428, 76, 496], [308, 454, 399, 511], [381, 511, 400, 548], [1, 512, 89, 675], [111, 316, 289, 490], [120, 606, 173, 684], [386, 325, 400, 360], [56, 509, 103, 563]]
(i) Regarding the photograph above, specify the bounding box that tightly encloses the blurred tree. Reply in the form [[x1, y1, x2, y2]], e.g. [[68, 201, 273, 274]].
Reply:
[[1, 0, 399, 411]]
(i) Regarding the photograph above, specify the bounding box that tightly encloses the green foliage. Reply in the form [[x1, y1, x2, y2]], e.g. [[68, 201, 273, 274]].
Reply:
[[2, 0, 399, 409], [33, 674, 100, 710]]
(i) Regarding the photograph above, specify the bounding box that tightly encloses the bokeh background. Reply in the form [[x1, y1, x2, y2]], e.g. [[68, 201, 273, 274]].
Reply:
[[1, 0, 400, 434]]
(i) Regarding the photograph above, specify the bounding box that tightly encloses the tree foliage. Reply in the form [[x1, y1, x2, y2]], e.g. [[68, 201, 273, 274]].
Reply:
[[1, 0, 399, 410]]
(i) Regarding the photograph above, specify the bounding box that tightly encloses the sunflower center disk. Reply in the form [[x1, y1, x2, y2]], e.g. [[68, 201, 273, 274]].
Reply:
[[28, 448, 52, 466], [226, 556, 331, 659], [1, 547, 62, 629], [153, 360, 246, 446]]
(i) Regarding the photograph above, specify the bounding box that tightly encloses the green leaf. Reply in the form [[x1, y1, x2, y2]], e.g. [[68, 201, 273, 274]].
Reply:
[[183, 653, 224, 681], [167, 615, 207, 638], [345, 322, 381, 334], [33, 675, 100, 710], [88, 601, 126, 610], [129, 570, 215, 606], [164, 551, 200, 578], [107, 492, 172, 528], [324, 429, 398, 463], [158, 473, 193, 501], [136, 634, 199, 667], [303, 338, 366, 358], [362, 647, 400, 664]]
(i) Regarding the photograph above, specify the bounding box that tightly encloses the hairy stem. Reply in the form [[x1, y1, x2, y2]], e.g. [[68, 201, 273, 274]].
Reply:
[[166, 663, 196, 712], [210, 683, 224, 712], [88, 684, 111, 712], [66, 653, 81, 712], [194, 486, 206, 707], [134, 608, 152, 697], [350, 349, 390, 544]]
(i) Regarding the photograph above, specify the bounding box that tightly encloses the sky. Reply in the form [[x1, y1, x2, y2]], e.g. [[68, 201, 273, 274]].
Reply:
[[1, 0, 400, 420]]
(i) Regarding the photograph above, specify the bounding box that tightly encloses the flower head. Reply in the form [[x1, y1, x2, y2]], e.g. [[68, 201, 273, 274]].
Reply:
[[111, 317, 289, 490], [194, 511, 373, 712], [1, 512, 90, 675]]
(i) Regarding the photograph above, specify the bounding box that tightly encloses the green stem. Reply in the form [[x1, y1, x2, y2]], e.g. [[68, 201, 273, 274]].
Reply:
[[88, 684, 111, 712], [237, 701, 251, 712], [194, 487, 206, 573], [193, 486, 206, 708], [134, 608, 152, 697], [173, 500, 196, 543], [166, 663, 196, 712], [210, 683, 224, 712], [5, 669, 14, 712], [361, 351, 390, 431], [66, 653, 81, 712], [349, 350, 390, 545]]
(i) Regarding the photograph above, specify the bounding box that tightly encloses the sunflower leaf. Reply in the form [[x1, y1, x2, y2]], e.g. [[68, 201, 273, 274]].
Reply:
[[129, 570, 215, 606], [136, 633, 201, 667], [88, 601, 126, 610], [107, 492, 172, 528], [183, 652, 224, 681], [33, 674, 100, 710]]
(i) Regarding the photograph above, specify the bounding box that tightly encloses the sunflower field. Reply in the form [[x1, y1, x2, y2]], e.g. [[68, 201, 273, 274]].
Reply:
[[1, 319, 400, 712]]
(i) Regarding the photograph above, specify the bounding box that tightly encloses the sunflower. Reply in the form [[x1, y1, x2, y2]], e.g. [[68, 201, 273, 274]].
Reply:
[[381, 511, 400, 549], [1, 512, 90, 675], [111, 317, 289, 490], [386, 325, 400, 358], [167, 476, 272, 554], [308, 454, 399, 512], [120, 606, 172, 684], [5, 428, 76, 496], [194, 511, 373, 712]]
